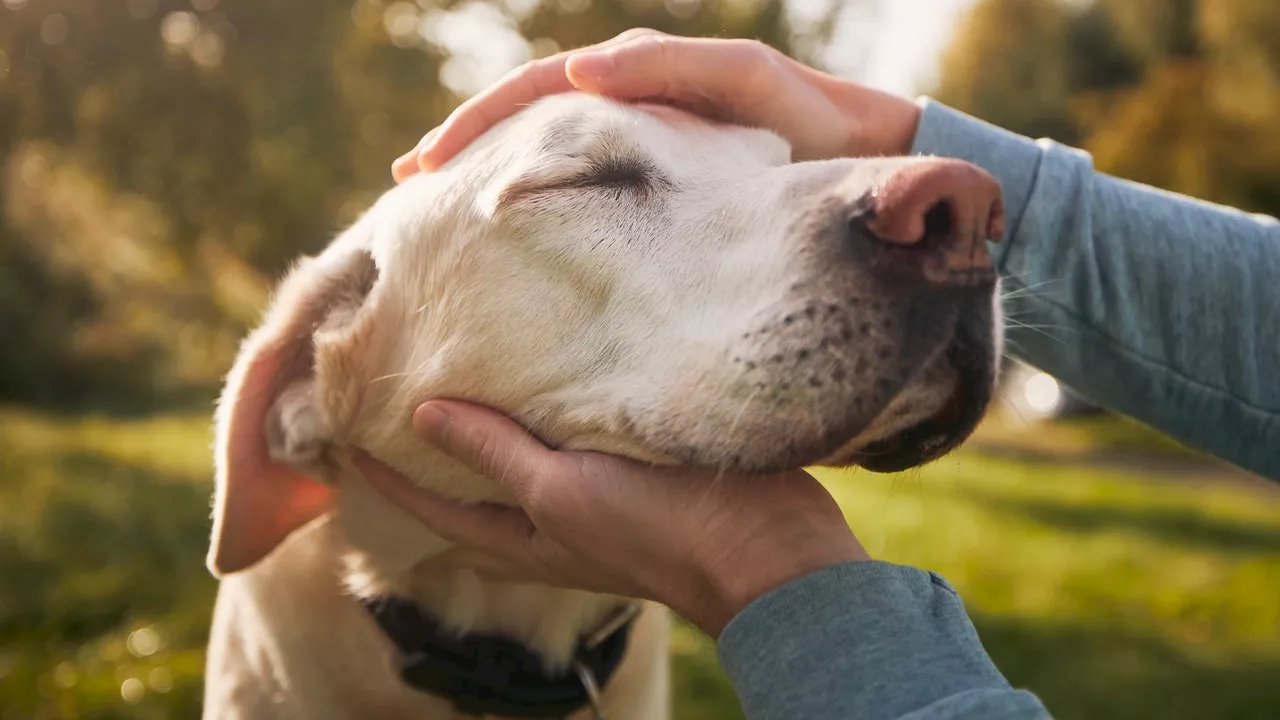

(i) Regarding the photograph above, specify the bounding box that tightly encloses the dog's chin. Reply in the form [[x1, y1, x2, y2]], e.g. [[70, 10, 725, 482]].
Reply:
[[841, 331, 995, 472], [847, 377, 983, 472], [720, 381, 985, 476], [629, 373, 993, 477], [720, 321, 996, 475]]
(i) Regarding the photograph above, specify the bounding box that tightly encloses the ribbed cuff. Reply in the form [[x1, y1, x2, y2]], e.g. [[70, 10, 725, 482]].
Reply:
[[717, 561, 1013, 720], [908, 98, 1047, 272]]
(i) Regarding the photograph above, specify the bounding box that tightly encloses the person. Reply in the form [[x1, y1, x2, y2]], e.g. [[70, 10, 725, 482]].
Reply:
[[356, 30, 1280, 720]]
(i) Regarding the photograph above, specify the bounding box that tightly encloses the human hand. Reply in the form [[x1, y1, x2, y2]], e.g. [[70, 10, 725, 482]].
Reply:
[[353, 400, 869, 637], [392, 29, 922, 181]]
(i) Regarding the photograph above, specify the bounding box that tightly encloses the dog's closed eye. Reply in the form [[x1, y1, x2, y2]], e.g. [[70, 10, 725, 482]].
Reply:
[[497, 155, 670, 208], [574, 157, 662, 192]]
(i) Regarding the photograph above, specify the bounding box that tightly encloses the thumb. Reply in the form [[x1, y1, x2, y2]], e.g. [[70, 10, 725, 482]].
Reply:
[[412, 400, 571, 504]]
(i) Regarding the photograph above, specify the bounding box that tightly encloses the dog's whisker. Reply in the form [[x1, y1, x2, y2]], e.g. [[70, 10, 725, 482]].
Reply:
[[1004, 320, 1067, 331], [1002, 319, 1070, 345], [369, 370, 427, 383], [698, 364, 764, 514], [717, 384, 763, 484], [994, 385, 1033, 425], [998, 277, 1062, 301], [808, 387, 827, 465], [995, 268, 1039, 284], [1003, 336, 1037, 357]]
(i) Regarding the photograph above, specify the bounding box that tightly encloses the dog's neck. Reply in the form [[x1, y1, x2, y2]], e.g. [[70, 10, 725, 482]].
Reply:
[[327, 458, 626, 669]]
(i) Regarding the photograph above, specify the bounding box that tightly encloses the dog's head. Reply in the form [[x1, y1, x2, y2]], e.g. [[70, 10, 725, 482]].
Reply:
[[208, 93, 1004, 576]]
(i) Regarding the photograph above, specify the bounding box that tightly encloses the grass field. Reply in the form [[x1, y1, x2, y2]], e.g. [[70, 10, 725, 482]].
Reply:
[[2, 406, 1278, 719]]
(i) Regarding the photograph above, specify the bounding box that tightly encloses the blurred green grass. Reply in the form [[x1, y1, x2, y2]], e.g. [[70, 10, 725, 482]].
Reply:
[[2, 407, 1278, 719]]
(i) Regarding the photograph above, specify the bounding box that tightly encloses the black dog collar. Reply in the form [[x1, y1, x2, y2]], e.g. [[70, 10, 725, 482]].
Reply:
[[362, 595, 638, 718]]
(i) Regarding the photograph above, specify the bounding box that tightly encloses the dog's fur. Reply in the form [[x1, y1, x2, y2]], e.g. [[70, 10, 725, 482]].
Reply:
[[203, 93, 1002, 719]]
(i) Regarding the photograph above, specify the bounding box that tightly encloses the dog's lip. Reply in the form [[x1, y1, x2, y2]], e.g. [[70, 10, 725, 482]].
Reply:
[[851, 328, 992, 473], [850, 380, 967, 471]]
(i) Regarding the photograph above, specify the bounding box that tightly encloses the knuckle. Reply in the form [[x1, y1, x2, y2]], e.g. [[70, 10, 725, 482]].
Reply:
[[617, 27, 663, 42], [529, 539, 571, 579], [515, 55, 570, 96], [631, 34, 677, 83], [626, 31, 672, 56], [501, 55, 553, 88], [468, 426, 505, 476], [729, 38, 774, 67], [520, 456, 579, 516], [506, 59, 541, 83], [519, 466, 556, 513], [734, 41, 783, 95]]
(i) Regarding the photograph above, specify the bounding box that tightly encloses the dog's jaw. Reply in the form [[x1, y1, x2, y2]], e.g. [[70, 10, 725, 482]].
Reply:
[[324, 456, 630, 670], [307, 348, 636, 671]]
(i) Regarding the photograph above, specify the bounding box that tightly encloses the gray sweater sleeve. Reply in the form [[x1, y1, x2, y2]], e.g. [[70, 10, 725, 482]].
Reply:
[[911, 99, 1280, 481], [717, 562, 1050, 719], [715, 99, 1280, 719]]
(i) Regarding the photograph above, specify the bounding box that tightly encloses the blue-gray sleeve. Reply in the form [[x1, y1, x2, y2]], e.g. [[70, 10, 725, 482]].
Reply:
[[910, 99, 1280, 481], [716, 561, 1050, 719], [715, 101, 1280, 719]]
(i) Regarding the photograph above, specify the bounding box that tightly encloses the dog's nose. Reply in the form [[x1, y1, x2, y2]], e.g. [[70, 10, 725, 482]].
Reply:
[[853, 159, 1004, 285]]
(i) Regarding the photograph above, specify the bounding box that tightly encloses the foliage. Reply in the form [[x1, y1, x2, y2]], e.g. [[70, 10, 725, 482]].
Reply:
[[2, 407, 1278, 718], [0, 409, 216, 718], [933, 0, 1280, 217]]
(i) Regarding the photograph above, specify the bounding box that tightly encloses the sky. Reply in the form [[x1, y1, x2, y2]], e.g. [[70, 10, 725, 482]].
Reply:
[[834, 0, 977, 96]]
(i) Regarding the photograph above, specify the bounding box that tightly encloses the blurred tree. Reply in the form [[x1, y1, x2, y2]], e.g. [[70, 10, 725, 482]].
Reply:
[[934, 0, 1079, 143], [933, 0, 1280, 216], [0, 0, 847, 411]]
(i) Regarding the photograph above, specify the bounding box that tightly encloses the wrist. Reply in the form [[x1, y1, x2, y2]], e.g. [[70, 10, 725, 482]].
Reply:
[[828, 80, 922, 157], [684, 528, 869, 637]]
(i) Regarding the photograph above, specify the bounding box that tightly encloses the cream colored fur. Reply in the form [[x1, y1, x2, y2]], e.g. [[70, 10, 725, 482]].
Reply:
[[203, 93, 1001, 719]]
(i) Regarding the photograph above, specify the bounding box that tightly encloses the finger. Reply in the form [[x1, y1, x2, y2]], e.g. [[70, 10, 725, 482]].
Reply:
[[392, 128, 438, 183], [412, 400, 573, 504], [433, 546, 534, 581], [566, 35, 778, 110], [416, 30, 662, 172], [417, 61, 573, 172], [353, 449, 539, 556]]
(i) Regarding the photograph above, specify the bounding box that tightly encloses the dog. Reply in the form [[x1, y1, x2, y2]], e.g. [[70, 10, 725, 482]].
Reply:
[[202, 92, 1005, 719]]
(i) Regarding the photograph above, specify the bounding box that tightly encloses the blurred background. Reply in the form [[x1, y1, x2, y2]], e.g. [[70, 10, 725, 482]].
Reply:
[[1, 0, 1278, 717]]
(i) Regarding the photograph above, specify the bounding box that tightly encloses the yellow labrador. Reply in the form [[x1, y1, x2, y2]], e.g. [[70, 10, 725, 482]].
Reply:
[[203, 93, 1005, 719]]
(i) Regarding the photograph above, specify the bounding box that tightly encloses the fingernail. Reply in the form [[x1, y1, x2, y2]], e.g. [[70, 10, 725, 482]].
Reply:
[[407, 129, 442, 174], [414, 403, 454, 445], [391, 152, 416, 182], [567, 52, 615, 81]]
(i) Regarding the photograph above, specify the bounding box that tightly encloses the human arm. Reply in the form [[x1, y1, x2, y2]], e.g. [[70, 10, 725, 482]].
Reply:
[[719, 562, 1050, 720], [356, 401, 1053, 720], [909, 101, 1280, 481]]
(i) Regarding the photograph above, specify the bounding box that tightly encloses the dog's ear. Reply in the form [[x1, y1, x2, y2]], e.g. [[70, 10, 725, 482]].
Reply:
[[208, 246, 379, 577]]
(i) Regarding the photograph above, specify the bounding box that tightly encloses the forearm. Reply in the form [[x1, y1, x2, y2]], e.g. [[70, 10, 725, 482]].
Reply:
[[716, 561, 1051, 720], [909, 100, 1280, 481]]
